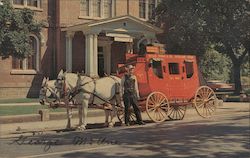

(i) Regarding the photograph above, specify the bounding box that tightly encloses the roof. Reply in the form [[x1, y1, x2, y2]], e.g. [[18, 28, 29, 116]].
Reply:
[[62, 15, 163, 34]]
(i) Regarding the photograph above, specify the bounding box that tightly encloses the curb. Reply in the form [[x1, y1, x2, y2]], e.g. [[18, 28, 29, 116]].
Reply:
[[0, 109, 105, 124], [0, 99, 225, 124], [0, 102, 40, 106]]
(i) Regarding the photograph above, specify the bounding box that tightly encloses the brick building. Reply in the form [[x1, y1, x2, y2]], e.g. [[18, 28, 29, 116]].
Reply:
[[0, 0, 163, 98]]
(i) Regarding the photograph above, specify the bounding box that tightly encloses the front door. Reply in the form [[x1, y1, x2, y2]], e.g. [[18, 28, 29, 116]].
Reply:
[[98, 47, 105, 77]]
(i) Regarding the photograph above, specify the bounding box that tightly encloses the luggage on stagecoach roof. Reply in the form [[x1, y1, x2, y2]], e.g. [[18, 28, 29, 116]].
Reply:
[[146, 43, 166, 54]]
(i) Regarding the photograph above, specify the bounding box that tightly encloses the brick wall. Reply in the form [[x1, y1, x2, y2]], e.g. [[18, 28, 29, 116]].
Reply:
[[0, 0, 50, 98]]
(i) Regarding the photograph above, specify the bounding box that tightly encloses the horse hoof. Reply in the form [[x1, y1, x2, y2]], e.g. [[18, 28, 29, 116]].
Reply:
[[104, 122, 109, 127], [66, 127, 71, 130], [76, 126, 86, 131], [108, 123, 114, 128]]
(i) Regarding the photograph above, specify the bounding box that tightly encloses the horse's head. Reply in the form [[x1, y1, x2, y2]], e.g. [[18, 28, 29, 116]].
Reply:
[[55, 70, 67, 98], [39, 77, 59, 105]]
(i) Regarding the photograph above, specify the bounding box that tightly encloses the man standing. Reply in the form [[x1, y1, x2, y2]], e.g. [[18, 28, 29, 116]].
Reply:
[[121, 65, 145, 126]]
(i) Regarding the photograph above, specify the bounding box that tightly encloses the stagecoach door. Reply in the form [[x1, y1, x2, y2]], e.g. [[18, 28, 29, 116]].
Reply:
[[147, 59, 168, 95], [167, 61, 185, 99], [183, 60, 198, 98]]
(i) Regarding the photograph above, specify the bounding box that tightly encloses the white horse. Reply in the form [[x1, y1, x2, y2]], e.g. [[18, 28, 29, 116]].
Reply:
[[55, 70, 122, 130], [39, 77, 58, 105], [39, 77, 75, 129]]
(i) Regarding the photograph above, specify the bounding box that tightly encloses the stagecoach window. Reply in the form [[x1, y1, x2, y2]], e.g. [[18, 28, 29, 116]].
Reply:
[[169, 63, 180, 75], [152, 60, 163, 78], [185, 61, 194, 78]]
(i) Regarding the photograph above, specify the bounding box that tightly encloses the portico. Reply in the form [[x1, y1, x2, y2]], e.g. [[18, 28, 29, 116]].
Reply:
[[62, 15, 163, 77]]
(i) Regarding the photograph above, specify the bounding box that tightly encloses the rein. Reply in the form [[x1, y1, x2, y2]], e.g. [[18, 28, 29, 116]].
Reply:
[[62, 76, 122, 107], [41, 85, 59, 105]]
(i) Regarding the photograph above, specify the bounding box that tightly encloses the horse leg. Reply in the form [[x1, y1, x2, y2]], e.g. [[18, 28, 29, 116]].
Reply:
[[108, 100, 117, 128], [77, 99, 88, 131], [66, 107, 71, 129], [104, 110, 110, 127], [77, 102, 83, 130]]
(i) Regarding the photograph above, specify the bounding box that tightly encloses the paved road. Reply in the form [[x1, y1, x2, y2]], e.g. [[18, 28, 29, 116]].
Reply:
[[0, 102, 249, 158]]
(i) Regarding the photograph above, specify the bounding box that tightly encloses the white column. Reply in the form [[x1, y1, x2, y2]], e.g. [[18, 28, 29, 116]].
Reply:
[[85, 34, 94, 76], [85, 33, 99, 77], [66, 32, 74, 72], [85, 32, 99, 77]]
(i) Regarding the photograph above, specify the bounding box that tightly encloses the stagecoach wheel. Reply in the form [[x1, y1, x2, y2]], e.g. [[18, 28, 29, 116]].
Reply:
[[117, 107, 137, 124], [146, 92, 169, 123], [168, 104, 187, 120], [194, 86, 217, 118]]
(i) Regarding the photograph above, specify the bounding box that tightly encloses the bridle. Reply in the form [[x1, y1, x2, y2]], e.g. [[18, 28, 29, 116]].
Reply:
[[40, 83, 60, 105]]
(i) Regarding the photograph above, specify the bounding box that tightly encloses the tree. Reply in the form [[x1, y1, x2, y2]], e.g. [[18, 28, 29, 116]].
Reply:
[[155, 0, 208, 57], [200, 48, 232, 81], [156, 0, 250, 94], [203, 0, 250, 94], [0, 0, 43, 58]]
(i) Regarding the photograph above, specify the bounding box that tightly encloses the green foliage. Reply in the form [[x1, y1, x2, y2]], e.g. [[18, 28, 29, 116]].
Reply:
[[203, 0, 249, 66], [0, 0, 44, 58], [156, 0, 250, 93], [155, 0, 208, 57], [200, 48, 232, 82]]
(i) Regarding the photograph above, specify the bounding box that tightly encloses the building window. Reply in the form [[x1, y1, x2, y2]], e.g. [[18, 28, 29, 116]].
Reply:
[[12, 35, 40, 71], [104, 0, 112, 18], [152, 59, 163, 79], [139, 0, 158, 20], [13, 0, 24, 5], [80, 0, 115, 18], [139, 0, 146, 19], [169, 63, 180, 75], [93, 0, 102, 17], [148, 0, 156, 19], [27, 0, 39, 7], [12, 0, 41, 8], [80, 0, 90, 16], [185, 61, 194, 78]]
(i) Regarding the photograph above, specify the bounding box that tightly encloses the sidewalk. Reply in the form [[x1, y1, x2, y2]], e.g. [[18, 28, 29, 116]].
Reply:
[[0, 109, 107, 138], [0, 103, 225, 138], [1, 101, 247, 138]]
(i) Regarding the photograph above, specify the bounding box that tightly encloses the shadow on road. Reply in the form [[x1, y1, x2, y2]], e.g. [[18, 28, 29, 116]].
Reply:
[[19, 111, 250, 158]]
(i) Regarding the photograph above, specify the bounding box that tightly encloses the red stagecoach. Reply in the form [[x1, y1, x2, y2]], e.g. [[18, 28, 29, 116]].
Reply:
[[116, 44, 218, 123]]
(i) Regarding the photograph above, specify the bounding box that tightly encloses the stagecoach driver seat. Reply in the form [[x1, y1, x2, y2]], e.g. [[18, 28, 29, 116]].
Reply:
[[121, 65, 146, 126]]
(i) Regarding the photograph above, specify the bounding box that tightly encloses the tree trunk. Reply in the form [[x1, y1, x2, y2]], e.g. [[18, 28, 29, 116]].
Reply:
[[232, 63, 242, 94]]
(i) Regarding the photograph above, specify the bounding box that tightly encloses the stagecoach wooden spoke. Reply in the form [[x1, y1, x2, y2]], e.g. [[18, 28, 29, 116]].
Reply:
[[159, 98, 167, 105], [146, 92, 169, 123], [158, 108, 168, 118], [157, 95, 164, 103], [147, 106, 156, 112], [194, 86, 217, 118], [207, 102, 216, 112], [197, 102, 205, 108], [148, 99, 155, 105], [161, 106, 169, 111], [117, 107, 137, 124], [168, 104, 187, 120]]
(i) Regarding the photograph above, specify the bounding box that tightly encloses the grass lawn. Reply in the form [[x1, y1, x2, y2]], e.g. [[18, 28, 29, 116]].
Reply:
[[0, 98, 39, 104], [0, 105, 66, 116]]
